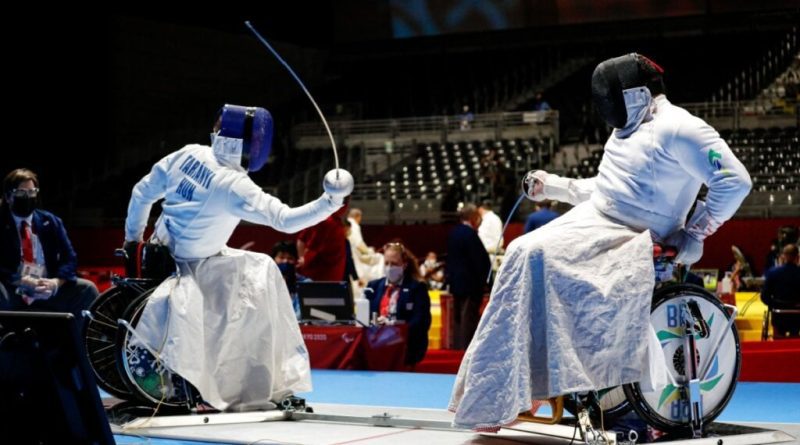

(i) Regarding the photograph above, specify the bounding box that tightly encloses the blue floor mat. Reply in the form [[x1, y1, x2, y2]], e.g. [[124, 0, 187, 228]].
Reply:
[[111, 371, 800, 444], [299, 371, 800, 423]]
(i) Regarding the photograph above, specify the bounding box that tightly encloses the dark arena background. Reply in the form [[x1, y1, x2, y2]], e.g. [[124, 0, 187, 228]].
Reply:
[[1, 2, 799, 444]]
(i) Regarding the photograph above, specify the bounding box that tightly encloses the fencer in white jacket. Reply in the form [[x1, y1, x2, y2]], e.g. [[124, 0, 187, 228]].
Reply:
[[449, 54, 751, 431], [124, 104, 354, 411]]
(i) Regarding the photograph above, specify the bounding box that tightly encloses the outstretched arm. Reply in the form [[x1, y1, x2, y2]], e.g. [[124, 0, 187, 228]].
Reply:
[[225, 169, 353, 234], [522, 170, 596, 205], [225, 175, 341, 234]]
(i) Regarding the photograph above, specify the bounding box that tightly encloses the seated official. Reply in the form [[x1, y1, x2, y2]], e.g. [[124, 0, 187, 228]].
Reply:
[[0, 169, 98, 318], [365, 242, 431, 366], [272, 240, 310, 320], [761, 244, 800, 338]]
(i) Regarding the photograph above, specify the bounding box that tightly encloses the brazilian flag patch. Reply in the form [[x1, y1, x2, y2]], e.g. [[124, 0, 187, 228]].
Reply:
[[708, 149, 722, 170]]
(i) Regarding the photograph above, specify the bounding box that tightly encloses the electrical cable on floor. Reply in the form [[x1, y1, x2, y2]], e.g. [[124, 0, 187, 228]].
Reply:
[[247, 437, 306, 445], [568, 418, 579, 445]]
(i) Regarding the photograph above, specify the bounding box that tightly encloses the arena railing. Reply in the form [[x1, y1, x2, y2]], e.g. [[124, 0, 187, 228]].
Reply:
[[291, 110, 559, 141]]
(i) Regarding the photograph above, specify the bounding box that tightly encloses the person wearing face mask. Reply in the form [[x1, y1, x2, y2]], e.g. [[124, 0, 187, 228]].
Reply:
[[271, 240, 310, 320], [0, 169, 99, 318], [449, 54, 751, 431], [363, 241, 431, 367], [124, 104, 354, 411]]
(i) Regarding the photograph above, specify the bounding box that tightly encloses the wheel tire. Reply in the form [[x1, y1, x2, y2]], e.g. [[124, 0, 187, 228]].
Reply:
[[623, 284, 740, 434], [84, 280, 156, 400], [114, 288, 195, 408]]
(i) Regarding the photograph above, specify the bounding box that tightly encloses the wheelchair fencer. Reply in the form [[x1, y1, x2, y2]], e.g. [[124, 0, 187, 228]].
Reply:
[[517, 244, 741, 440], [83, 243, 203, 411], [85, 240, 741, 437]]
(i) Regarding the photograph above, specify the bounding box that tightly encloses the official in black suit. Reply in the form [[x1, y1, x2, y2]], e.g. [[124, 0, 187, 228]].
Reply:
[[0, 169, 98, 318], [446, 204, 491, 349], [761, 243, 800, 338], [364, 242, 431, 366]]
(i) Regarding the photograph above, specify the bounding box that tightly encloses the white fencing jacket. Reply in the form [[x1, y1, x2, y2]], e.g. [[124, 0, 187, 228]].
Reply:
[[449, 95, 751, 431], [125, 144, 340, 259], [545, 95, 751, 241], [124, 144, 341, 410]]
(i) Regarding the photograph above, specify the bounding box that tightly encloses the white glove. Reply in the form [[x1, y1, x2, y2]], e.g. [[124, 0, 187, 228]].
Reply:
[[323, 169, 354, 205], [665, 229, 703, 265], [521, 170, 548, 202], [667, 200, 721, 265], [684, 201, 722, 241]]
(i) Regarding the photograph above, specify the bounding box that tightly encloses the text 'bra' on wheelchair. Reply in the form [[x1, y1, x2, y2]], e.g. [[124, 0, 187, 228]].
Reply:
[[517, 244, 741, 441]]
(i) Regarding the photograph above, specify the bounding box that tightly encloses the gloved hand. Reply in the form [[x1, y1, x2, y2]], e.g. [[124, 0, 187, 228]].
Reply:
[[521, 170, 548, 202], [123, 240, 140, 261], [121, 240, 141, 278], [323, 168, 354, 205], [665, 229, 704, 265]]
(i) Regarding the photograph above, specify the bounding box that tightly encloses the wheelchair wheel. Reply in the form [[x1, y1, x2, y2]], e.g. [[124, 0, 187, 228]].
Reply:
[[84, 279, 157, 400], [624, 284, 740, 434], [563, 387, 630, 427], [114, 288, 198, 408]]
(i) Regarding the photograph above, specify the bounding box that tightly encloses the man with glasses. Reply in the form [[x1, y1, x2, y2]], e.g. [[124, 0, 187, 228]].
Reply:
[[0, 168, 98, 317]]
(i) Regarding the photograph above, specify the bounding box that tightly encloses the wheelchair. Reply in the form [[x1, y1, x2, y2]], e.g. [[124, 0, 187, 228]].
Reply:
[[518, 244, 741, 439], [83, 244, 203, 412]]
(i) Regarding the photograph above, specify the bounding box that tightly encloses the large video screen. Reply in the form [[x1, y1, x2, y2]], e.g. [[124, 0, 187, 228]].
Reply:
[[389, 0, 783, 39]]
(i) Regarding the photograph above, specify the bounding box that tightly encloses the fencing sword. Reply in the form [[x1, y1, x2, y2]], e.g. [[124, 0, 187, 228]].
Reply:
[[244, 21, 341, 178], [486, 192, 526, 283]]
